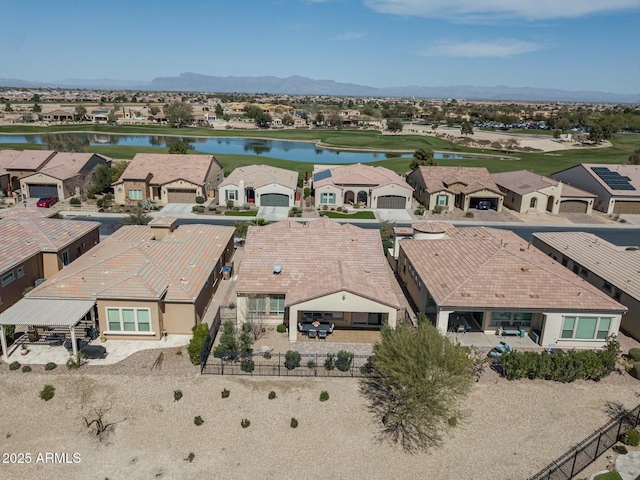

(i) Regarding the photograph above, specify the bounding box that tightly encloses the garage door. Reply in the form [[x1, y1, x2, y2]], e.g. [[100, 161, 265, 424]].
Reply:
[[377, 195, 406, 209], [167, 188, 196, 203], [559, 200, 588, 213], [613, 201, 640, 214], [28, 184, 58, 198], [260, 193, 289, 207]]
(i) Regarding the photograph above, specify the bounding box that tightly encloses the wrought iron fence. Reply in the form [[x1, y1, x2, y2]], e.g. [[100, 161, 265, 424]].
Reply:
[[199, 308, 221, 374], [201, 351, 372, 377], [528, 402, 640, 480]]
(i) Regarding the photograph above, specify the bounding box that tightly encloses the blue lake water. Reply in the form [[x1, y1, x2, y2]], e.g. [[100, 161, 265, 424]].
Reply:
[[0, 133, 468, 164]]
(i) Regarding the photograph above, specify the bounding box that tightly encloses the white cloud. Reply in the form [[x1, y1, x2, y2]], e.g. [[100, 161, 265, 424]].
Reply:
[[421, 39, 542, 58], [364, 0, 638, 21], [333, 31, 366, 40]]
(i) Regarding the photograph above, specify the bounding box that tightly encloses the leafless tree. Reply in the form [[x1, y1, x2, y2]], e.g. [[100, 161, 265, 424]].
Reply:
[[81, 396, 129, 442]]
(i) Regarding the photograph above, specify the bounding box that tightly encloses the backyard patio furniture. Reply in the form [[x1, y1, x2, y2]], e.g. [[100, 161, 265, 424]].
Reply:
[[308, 329, 317, 339], [488, 341, 512, 359], [318, 330, 327, 340], [80, 345, 107, 359]]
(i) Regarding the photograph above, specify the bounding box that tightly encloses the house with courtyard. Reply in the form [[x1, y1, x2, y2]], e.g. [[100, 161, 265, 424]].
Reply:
[[395, 223, 626, 349], [406, 166, 504, 213], [236, 217, 402, 341], [493, 170, 595, 215], [311, 163, 413, 210], [113, 153, 224, 205], [552, 164, 640, 215], [532, 232, 640, 341], [217, 164, 298, 208]]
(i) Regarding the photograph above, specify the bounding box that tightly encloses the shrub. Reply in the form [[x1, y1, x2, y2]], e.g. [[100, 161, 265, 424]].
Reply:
[[307, 359, 316, 369], [303, 187, 310, 198], [432, 205, 442, 215], [284, 350, 301, 370], [336, 350, 354, 372], [465, 211, 474, 218], [621, 429, 640, 446], [185, 452, 195, 463], [414, 205, 425, 216], [208, 203, 217, 211], [69, 198, 81, 206], [9, 361, 20, 371], [195, 196, 205, 204], [22, 365, 32, 372], [360, 357, 374, 375], [630, 362, 640, 379], [613, 445, 628, 454], [45, 362, 57, 371], [174, 390, 183, 402], [187, 323, 210, 365], [263, 352, 272, 360], [66, 355, 81, 369], [319, 391, 329, 402], [322, 205, 328, 210], [629, 348, 640, 362], [226, 199, 234, 209], [240, 359, 255, 373], [194, 416, 204, 426], [241, 418, 250, 428], [192, 205, 205, 213], [40, 384, 55, 401], [324, 354, 335, 371], [276, 324, 287, 333], [221, 388, 230, 398], [268, 391, 276, 400], [290, 418, 298, 428]]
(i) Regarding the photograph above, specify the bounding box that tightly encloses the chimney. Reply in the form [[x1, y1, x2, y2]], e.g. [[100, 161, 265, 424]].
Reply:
[[148, 217, 177, 240]]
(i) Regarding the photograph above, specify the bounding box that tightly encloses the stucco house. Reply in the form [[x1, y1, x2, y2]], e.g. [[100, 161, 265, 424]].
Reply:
[[493, 170, 595, 214], [0, 149, 57, 194], [218, 164, 298, 208], [552, 164, 640, 215], [236, 217, 402, 341], [407, 166, 504, 213], [311, 163, 413, 210], [395, 224, 626, 349], [533, 232, 640, 341], [113, 153, 224, 205]]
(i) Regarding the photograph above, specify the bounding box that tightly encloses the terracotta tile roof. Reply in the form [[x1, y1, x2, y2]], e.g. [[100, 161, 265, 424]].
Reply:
[[560, 183, 596, 198], [401, 227, 625, 312], [412, 166, 503, 195], [313, 163, 412, 190], [219, 164, 298, 190], [27, 153, 110, 181], [492, 170, 558, 195], [5, 150, 56, 171], [0, 207, 58, 219], [533, 232, 640, 301], [0, 217, 100, 274], [116, 153, 221, 186], [29, 223, 234, 302], [237, 217, 400, 309], [0, 150, 21, 175]]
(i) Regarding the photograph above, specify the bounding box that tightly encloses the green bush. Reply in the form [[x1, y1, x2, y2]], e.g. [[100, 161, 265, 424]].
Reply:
[[432, 205, 443, 215], [192, 205, 205, 213], [324, 354, 335, 371], [307, 359, 316, 369], [241, 418, 250, 428], [613, 444, 628, 454], [630, 362, 640, 379], [629, 348, 640, 362], [240, 359, 255, 373], [39, 384, 55, 401], [9, 361, 20, 371], [194, 416, 204, 426], [290, 418, 298, 428], [174, 390, 183, 402], [69, 198, 81, 206], [45, 362, 57, 371], [263, 352, 272, 360], [319, 391, 329, 402], [284, 350, 301, 370], [195, 196, 205, 204], [276, 324, 287, 334], [22, 365, 32, 372], [221, 388, 230, 398], [621, 429, 640, 446], [336, 350, 354, 372], [208, 203, 217, 211], [465, 211, 474, 218], [4, 325, 15, 343], [303, 187, 311, 197], [187, 323, 210, 365], [66, 355, 81, 369], [268, 391, 276, 400], [185, 452, 195, 463]]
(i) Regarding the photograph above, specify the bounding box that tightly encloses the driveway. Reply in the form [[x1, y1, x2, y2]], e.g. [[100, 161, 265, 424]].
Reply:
[[376, 209, 413, 222], [258, 206, 290, 221], [159, 203, 195, 215]]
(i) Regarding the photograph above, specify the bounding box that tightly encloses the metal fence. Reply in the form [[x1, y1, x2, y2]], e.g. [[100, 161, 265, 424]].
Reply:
[[201, 351, 372, 377], [529, 402, 640, 480], [199, 308, 222, 374]]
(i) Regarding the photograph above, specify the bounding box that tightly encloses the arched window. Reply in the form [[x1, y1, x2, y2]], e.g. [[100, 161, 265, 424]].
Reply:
[[530, 197, 537, 208]]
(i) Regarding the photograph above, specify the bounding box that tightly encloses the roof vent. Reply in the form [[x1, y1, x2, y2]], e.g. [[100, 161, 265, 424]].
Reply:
[[273, 265, 282, 275], [521, 266, 529, 273]]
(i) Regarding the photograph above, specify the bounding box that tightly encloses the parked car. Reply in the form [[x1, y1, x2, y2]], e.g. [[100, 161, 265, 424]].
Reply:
[[36, 196, 59, 208], [477, 200, 492, 210]]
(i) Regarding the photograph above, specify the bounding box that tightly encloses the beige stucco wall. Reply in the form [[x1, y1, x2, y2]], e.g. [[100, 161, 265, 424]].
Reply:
[[428, 192, 455, 212], [160, 179, 202, 204], [20, 174, 64, 200], [314, 184, 343, 209], [97, 299, 162, 341], [0, 254, 43, 314], [538, 311, 622, 349], [163, 302, 197, 334], [255, 184, 296, 207], [464, 189, 504, 212], [397, 249, 429, 312], [502, 183, 561, 214], [371, 183, 413, 209]]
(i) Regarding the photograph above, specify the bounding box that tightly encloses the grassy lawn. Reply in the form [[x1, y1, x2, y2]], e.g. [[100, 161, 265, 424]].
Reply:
[[224, 210, 257, 216], [320, 211, 376, 219], [593, 472, 623, 480]]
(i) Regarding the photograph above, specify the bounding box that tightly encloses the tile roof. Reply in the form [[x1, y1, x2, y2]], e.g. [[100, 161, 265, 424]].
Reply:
[[560, 183, 596, 198], [313, 163, 412, 190], [0, 207, 58, 219], [27, 153, 110, 181], [29, 223, 234, 303], [412, 166, 503, 195], [412, 221, 454, 234], [400, 227, 625, 312], [5, 150, 56, 171], [116, 153, 221, 186], [219, 164, 298, 190], [0, 150, 21, 175], [492, 170, 559, 195], [237, 217, 400, 309], [533, 232, 640, 301], [0, 217, 100, 274]]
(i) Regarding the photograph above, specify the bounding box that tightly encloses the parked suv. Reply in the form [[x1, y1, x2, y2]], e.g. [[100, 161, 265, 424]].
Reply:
[[477, 200, 492, 210]]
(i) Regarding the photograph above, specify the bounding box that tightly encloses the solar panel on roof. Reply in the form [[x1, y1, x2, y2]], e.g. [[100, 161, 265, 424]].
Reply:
[[313, 170, 332, 182], [592, 167, 635, 191]]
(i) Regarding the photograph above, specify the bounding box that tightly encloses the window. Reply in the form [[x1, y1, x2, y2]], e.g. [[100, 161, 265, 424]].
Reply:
[[1, 271, 15, 287], [491, 311, 532, 327], [62, 250, 70, 266], [530, 197, 537, 208], [603, 282, 612, 292], [17, 266, 25, 279], [248, 295, 266, 316], [225, 189, 237, 200], [561, 316, 612, 340], [269, 295, 285, 317], [437, 195, 448, 206], [128, 189, 143, 200], [106, 307, 153, 333], [320, 192, 336, 204]]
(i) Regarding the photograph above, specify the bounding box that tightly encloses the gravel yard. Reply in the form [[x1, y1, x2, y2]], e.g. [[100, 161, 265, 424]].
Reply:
[[1, 343, 639, 480]]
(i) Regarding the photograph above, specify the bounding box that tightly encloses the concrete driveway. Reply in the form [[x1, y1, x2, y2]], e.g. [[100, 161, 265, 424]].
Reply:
[[258, 206, 290, 221], [159, 203, 195, 215], [376, 209, 413, 222]]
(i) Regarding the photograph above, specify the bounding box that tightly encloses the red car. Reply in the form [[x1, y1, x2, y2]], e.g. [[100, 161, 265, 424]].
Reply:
[[36, 196, 59, 208]]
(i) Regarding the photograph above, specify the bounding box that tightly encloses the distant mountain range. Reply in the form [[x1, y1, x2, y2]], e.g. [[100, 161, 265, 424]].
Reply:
[[1, 72, 638, 103]]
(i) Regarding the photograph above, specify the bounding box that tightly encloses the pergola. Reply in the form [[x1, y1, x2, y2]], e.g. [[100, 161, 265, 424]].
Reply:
[[0, 298, 96, 361]]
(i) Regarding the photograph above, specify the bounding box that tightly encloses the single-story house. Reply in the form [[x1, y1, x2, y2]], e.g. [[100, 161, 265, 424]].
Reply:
[[236, 217, 402, 341], [113, 153, 224, 205], [20, 152, 111, 200], [552, 164, 640, 215], [492, 170, 596, 214], [41, 109, 74, 122], [532, 232, 640, 341], [0, 150, 22, 195], [407, 166, 504, 213], [0, 216, 100, 315], [311, 163, 413, 210], [8, 218, 235, 341], [0, 149, 57, 193], [395, 224, 626, 349], [218, 164, 298, 208]]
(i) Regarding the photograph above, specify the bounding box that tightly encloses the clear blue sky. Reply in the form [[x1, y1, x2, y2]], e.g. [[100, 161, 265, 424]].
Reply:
[[2, 0, 638, 94]]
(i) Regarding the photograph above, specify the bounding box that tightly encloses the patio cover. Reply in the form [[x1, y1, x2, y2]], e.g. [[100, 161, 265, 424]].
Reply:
[[0, 298, 95, 326]]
